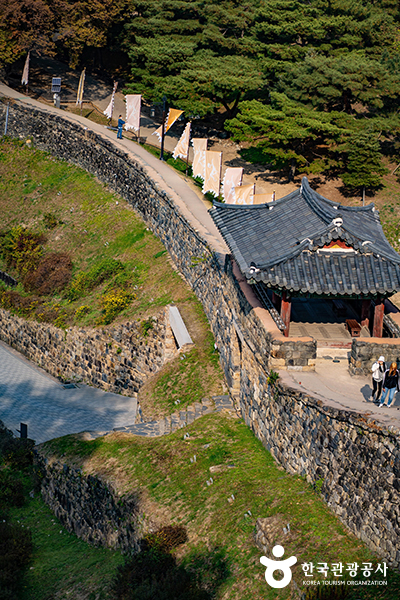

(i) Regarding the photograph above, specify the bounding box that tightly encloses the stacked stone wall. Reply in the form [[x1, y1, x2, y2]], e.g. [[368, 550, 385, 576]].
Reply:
[[0, 100, 399, 565], [350, 337, 400, 376], [0, 307, 167, 395], [36, 453, 142, 552]]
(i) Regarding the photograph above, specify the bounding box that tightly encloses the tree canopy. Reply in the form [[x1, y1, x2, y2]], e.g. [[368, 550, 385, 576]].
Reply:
[[1, 0, 400, 188]]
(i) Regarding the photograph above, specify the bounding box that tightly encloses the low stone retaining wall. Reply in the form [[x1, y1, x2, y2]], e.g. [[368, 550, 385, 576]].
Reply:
[[1, 99, 399, 566], [36, 452, 142, 552], [0, 307, 169, 396], [350, 336, 400, 376]]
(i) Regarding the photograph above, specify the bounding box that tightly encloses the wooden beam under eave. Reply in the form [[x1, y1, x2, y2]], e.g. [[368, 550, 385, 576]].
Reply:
[[372, 300, 384, 338], [281, 290, 291, 337]]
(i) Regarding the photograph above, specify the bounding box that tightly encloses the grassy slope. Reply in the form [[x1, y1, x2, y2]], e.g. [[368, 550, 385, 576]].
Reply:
[[10, 495, 124, 600], [41, 414, 400, 600], [0, 139, 224, 413]]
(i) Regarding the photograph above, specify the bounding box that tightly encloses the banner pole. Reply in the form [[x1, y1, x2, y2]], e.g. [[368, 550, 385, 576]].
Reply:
[[160, 96, 167, 161]]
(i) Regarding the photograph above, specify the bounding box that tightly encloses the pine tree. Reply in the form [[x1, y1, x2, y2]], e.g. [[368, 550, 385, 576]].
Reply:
[[341, 130, 388, 192]]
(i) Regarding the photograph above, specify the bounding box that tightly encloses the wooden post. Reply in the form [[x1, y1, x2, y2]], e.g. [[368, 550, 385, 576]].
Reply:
[[372, 299, 384, 338], [360, 299, 371, 328], [281, 290, 291, 337]]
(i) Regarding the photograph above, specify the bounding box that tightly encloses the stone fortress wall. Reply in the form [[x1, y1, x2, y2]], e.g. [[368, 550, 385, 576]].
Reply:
[[0, 100, 399, 566], [35, 452, 142, 552], [0, 307, 168, 396]]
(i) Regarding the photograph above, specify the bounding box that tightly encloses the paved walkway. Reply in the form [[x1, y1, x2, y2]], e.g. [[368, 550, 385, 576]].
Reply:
[[281, 349, 400, 430], [0, 342, 138, 444]]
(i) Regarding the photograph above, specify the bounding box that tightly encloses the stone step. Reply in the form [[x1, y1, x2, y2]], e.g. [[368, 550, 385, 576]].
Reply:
[[86, 394, 234, 439]]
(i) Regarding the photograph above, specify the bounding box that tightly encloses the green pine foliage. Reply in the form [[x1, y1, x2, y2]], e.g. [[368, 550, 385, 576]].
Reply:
[[2, 0, 400, 186]]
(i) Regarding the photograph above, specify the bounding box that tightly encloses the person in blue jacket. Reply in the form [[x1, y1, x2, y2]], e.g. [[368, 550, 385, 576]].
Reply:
[[117, 115, 125, 139], [379, 362, 400, 408]]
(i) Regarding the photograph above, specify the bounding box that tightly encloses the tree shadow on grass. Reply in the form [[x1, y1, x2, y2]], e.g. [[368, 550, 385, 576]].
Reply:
[[114, 545, 230, 600]]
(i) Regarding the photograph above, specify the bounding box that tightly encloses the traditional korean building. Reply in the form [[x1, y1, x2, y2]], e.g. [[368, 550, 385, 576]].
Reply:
[[210, 177, 400, 338]]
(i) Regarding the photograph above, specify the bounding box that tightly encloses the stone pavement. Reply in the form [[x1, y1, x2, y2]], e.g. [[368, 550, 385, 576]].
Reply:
[[281, 348, 400, 430], [0, 341, 138, 444]]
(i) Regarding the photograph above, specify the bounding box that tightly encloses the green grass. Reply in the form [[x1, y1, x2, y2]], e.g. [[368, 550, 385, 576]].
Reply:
[[42, 414, 400, 600], [0, 139, 205, 327], [0, 137, 225, 409], [9, 496, 124, 600]]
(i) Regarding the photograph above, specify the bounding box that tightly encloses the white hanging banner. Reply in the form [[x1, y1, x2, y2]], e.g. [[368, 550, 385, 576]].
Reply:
[[222, 167, 243, 203], [234, 183, 255, 205], [21, 51, 30, 86], [125, 94, 141, 131], [104, 81, 118, 119], [76, 68, 86, 105], [202, 151, 222, 197], [191, 138, 207, 179], [253, 193, 271, 204], [173, 122, 191, 160]]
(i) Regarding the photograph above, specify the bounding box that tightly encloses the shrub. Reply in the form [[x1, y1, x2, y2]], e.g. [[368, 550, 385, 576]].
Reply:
[[43, 212, 61, 229], [24, 252, 73, 295], [66, 258, 125, 301], [0, 227, 45, 275], [1, 437, 34, 470], [141, 318, 154, 337], [114, 549, 210, 600], [99, 289, 133, 325], [0, 520, 33, 598], [142, 525, 188, 553], [0, 290, 42, 316], [75, 305, 91, 319], [0, 470, 25, 509]]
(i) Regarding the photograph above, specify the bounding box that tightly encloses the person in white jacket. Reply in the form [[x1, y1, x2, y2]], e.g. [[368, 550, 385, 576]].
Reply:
[[371, 355, 386, 403]]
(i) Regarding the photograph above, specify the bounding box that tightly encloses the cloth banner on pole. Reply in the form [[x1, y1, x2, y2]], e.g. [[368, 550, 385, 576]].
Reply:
[[191, 138, 207, 179], [21, 52, 30, 86], [202, 151, 222, 197], [173, 122, 191, 160], [253, 193, 271, 205], [234, 184, 255, 205], [104, 81, 118, 119], [76, 68, 86, 106], [222, 167, 243, 203], [153, 108, 184, 141], [125, 94, 141, 131]]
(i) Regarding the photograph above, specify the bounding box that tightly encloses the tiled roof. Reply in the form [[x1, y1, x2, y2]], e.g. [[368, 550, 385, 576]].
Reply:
[[210, 177, 400, 297]]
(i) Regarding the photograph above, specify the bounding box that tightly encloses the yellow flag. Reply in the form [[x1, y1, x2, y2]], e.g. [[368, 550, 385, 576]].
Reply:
[[153, 108, 184, 141]]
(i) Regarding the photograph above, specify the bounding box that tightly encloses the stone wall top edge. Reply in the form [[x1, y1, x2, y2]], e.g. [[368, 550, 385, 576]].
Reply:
[[279, 381, 400, 440], [354, 337, 400, 346]]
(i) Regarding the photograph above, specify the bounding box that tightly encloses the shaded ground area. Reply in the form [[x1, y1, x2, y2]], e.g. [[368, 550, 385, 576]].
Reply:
[[0, 341, 137, 443], [290, 297, 370, 341]]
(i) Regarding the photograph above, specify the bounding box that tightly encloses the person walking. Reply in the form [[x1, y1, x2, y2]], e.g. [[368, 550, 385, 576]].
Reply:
[[117, 115, 125, 139], [379, 362, 400, 408], [371, 355, 385, 404]]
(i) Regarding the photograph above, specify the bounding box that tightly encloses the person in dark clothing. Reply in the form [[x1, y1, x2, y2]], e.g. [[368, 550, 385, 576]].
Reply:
[[117, 115, 125, 139], [371, 355, 386, 403], [379, 362, 400, 408]]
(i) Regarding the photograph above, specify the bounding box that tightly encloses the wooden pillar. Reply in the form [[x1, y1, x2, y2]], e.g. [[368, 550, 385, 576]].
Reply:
[[360, 299, 371, 329], [281, 290, 291, 337], [372, 299, 384, 338], [272, 291, 281, 310]]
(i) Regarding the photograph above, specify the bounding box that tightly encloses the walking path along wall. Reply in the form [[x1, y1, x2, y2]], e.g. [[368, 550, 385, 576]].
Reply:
[[0, 98, 399, 566]]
